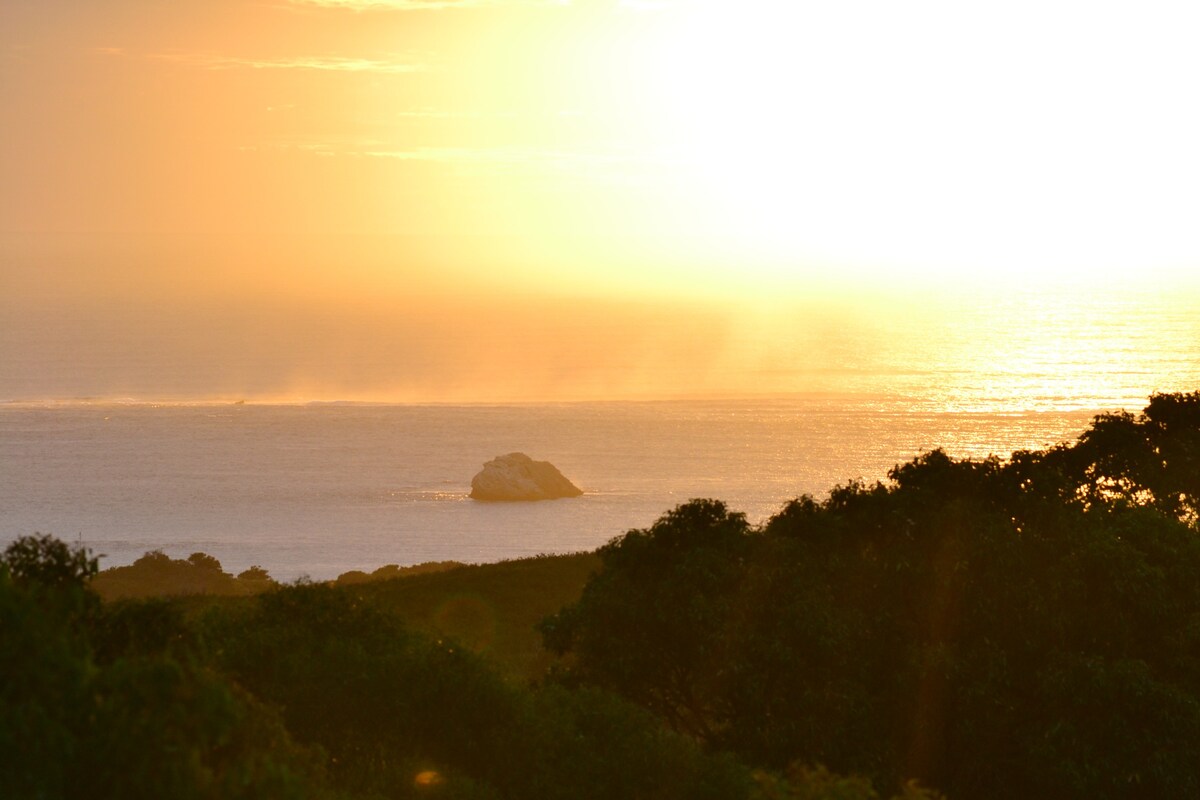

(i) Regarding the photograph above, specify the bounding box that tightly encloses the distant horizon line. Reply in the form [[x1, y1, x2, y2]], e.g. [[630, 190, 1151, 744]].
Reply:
[[0, 392, 1125, 414]]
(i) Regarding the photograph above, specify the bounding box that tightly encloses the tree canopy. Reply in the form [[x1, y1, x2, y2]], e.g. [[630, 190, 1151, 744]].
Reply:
[[542, 392, 1200, 799]]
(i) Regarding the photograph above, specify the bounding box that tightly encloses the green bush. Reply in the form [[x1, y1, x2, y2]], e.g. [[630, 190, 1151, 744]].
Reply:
[[0, 536, 334, 800]]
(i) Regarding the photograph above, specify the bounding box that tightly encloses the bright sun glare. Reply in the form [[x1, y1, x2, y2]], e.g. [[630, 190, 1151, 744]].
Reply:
[[621, 1, 1200, 285]]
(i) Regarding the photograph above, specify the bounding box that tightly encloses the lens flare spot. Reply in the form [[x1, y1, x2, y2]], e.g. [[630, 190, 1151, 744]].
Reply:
[[414, 770, 443, 788]]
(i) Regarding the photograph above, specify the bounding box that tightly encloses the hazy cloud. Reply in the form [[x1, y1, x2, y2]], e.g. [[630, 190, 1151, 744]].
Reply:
[[286, 0, 676, 10], [288, 0, 659, 7], [289, 0, 521, 10], [229, 137, 668, 183], [363, 145, 651, 180], [245, 140, 636, 169], [393, 108, 490, 119], [393, 108, 587, 119], [149, 52, 427, 73]]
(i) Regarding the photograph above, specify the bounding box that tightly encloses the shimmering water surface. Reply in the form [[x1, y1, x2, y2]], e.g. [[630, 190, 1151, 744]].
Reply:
[[0, 399, 1110, 580]]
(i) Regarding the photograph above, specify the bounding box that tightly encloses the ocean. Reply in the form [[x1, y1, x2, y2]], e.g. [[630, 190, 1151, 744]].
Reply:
[[1, 398, 1104, 581]]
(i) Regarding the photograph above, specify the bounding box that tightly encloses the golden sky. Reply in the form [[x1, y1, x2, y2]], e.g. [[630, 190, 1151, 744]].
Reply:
[[3, 1, 1199, 402]]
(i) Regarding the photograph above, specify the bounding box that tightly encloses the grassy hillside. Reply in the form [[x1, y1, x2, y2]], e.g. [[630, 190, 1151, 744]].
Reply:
[[347, 553, 600, 682], [92, 548, 601, 683]]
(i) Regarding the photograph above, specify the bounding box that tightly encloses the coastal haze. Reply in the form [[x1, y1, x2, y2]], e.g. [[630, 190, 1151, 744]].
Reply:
[[5, 246, 1199, 406]]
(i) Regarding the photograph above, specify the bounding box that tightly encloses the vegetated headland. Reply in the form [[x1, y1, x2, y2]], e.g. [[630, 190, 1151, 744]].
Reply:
[[4, 392, 1200, 800]]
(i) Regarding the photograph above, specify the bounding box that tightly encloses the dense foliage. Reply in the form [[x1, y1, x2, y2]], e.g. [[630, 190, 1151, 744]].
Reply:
[[3, 540, 900, 799], [1, 535, 322, 799], [542, 392, 1200, 799]]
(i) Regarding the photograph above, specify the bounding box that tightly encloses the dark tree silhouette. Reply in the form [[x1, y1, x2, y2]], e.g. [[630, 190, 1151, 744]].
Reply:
[[543, 393, 1200, 799]]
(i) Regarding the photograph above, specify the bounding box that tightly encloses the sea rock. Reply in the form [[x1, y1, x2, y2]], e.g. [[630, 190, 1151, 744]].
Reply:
[[469, 452, 583, 501]]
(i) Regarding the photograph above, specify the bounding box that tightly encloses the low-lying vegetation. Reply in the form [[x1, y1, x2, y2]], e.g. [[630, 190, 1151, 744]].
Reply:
[[90, 550, 277, 601], [92, 548, 599, 682], [334, 561, 466, 586]]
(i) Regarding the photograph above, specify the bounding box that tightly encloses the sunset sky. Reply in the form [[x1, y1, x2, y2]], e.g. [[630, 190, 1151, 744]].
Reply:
[[3, 1, 1199, 403]]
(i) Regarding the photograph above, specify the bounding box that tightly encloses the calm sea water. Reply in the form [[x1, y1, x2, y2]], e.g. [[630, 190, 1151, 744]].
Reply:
[[1, 399, 1104, 580]]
